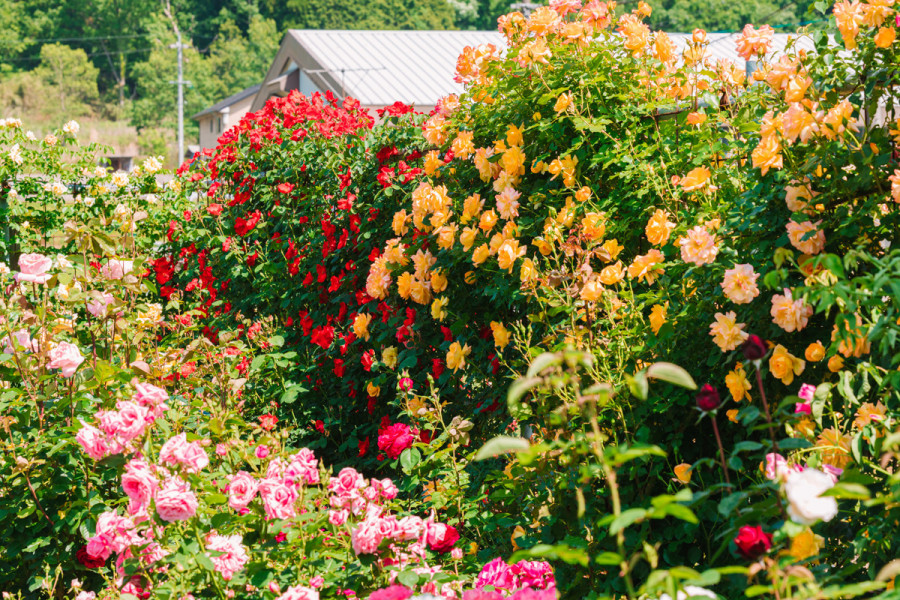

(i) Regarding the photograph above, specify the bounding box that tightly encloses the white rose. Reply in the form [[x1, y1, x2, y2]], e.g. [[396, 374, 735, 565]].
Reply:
[[658, 585, 718, 600], [785, 468, 838, 525]]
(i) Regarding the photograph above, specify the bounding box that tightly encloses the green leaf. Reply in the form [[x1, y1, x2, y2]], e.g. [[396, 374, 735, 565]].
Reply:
[[508, 376, 542, 406], [594, 551, 623, 566], [609, 508, 647, 535], [663, 503, 698, 524], [821, 482, 870, 500], [196, 552, 215, 571], [510, 543, 589, 566], [645, 362, 697, 390], [474, 436, 530, 461], [397, 570, 420, 587], [206, 493, 228, 505], [400, 447, 422, 471], [526, 352, 562, 377]]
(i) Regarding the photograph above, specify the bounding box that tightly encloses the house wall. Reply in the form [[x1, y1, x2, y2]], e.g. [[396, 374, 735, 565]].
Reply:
[[196, 94, 257, 151]]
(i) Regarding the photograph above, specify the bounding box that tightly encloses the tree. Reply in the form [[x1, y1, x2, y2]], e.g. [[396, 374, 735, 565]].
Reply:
[[268, 0, 456, 30], [648, 0, 810, 33], [35, 43, 99, 117]]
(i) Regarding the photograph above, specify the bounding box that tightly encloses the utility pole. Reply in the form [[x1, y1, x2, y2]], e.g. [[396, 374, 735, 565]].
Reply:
[[510, 2, 541, 17], [164, 0, 190, 164], [170, 30, 185, 162]]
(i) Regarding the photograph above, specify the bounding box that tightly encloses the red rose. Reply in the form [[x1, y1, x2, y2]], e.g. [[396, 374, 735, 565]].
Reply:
[[76, 546, 105, 569], [377, 422, 414, 460], [742, 334, 768, 360], [277, 182, 294, 194], [734, 525, 773, 560], [426, 522, 459, 554], [207, 203, 223, 216], [259, 413, 278, 431], [696, 384, 721, 412], [358, 436, 370, 457]]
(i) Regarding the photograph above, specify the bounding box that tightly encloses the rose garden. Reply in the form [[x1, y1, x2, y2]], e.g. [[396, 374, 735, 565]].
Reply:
[[1, 2, 900, 599]]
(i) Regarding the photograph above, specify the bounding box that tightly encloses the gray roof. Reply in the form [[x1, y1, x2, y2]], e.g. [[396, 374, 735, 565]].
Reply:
[[283, 29, 506, 107], [192, 83, 262, 120]]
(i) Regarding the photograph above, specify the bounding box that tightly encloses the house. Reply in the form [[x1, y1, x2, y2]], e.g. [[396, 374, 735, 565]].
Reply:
[[193, 29, 824, 150], [192, 29, 504, 149], [192, 83, 261, 150]]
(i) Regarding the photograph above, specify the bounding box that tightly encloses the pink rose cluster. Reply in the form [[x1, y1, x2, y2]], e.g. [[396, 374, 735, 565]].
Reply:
[[275, 585, 319, 600], [100, 258, 134, 280], [225, 448, 321, 520], [1, 329, 37, 355], [328, 467, 398, 524], [159, 432, 209, 473], [473, 557, 555, 594], [205, 532, 250, 581], [76, 384, 169, 460], [350, 510, 459, 558]]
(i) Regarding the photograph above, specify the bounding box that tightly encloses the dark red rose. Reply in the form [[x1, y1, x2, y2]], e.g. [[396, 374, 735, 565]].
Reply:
[[696, 384, 721, 412], [734, 525, 773, 559], [742, 335, 768, 360], [76, 546, 105, 569]]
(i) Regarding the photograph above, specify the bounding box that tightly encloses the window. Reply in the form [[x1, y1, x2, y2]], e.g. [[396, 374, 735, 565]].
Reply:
[[209, 119, 213, 133], [218, 117, 222, 132]]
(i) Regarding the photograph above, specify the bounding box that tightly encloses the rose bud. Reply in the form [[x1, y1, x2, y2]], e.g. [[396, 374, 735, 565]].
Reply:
[[734, 525, 773, 560], [696, 384, 721, 412], [742, 335, 767, 360]]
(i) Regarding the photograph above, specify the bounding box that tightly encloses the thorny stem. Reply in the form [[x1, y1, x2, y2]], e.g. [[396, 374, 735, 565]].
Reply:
[[754, 367, 781, 459]]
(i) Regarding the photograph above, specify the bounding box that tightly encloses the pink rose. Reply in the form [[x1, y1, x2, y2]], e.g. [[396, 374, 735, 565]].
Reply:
[[121, 460, 158, 515], [256, 444, 270, 459], [822, 463, 844, 483], [86, 511, 136, 560], [511, 559, 555, 589], [156, 478, 198, 522], [451, 548, 463, 560], [205, 533, 249, 581], [394, 516, 424, 541], [48, 341, 84, 377], [259, 478, 298, 520], [133, 382, 169, 420], [475, 557, 518, 591], [100, 259, 134, 280], [159, 433, 209, 473], [329, 509, 349, 526], [329, 467, 365, 498], [227, 471, 259, 510], [276, 585, 320, 600], [285, 448, 319, 485], [309, 576, 324, 589], [795, 403, 812, 415], [798, 383, 816, 402], [377, 423, 414, 460], [87, 292, 115, 319], [76, 424, 109, 460], [351, 515, 386, 555], [216, 443, 228, 456], [425, 520, 459, 554], [115, 401, 149, 441], [373, 478, 398, 500], [2, 329, 35, 354], [16, 253, 52, 284]]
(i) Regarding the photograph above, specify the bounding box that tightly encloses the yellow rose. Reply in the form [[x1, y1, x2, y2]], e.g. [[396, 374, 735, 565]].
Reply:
[[431, 270, 448, 294], [673, 463, 692, 484], [490, 322, 510, 348], [431, 297, 448, 321], [769, 344, 805, 385], [382, 347, 398, 369], [396, 272, 413, 299], [599, 262, 625, 285], [367, 382, 381, 397], [827, 354, 844, 372], [725, 363, 752, 402], [353, 313, 372, 341], [460, 227, 478, 251], [649, 303, 667, 334], [598, 239, 624, 263], [581, 280, 604, 302], [479, 209, 498, 232], [581, 212, 606, 241], [472, 244, 490, 265], [805, 341, 825, 362], [446, 341, 471, 372], [520, 258, 537, 283]]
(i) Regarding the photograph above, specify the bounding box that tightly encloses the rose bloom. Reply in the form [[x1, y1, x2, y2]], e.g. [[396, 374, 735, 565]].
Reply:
[[771, 288, 813, 332], [114, 401, 149, 442], [785, 468, 839, 525], [205, 533, 249, 581], [679, 166, 712, 192], [627, 249, 665, 284], [425, 520, 460, 553], [645, 209, 675, 246], [76, 424, 109, 460], [351, 515, 386, 555], [786, 220, 825, 254], [769, 344, 805, 385], [86, 511, 136, 560], [259, 478, 298, 520], [721, 264, 759, 304], [678, 226, 718, 266], [227, 471, 259, 510], [656, 586, 717, 600], [378, 423, 415, 460], [2, 329, 35, 354], [156, 478, 199, 522], [100, 259, 134, 280], [159, 432, 209, 473], [16, 253, 53, 284], [87, 292, 115, 319], [133, 382, 169, 417], [121, 459, 158, 515], [734, 525, 773, 559], [48, 341, 85, 377], [276, 586, 320, 600], [474, 557, 518, 591], [709, 311, 749, 352]]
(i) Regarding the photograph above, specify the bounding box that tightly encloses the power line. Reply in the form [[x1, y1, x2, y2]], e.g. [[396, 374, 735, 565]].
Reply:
[[0, 33, 155, 46], [1, 46, 159, 64]]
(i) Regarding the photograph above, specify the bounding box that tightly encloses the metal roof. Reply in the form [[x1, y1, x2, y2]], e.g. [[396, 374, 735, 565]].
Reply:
[[284, 29, 506, 107], [192, 83, 262, 119]]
